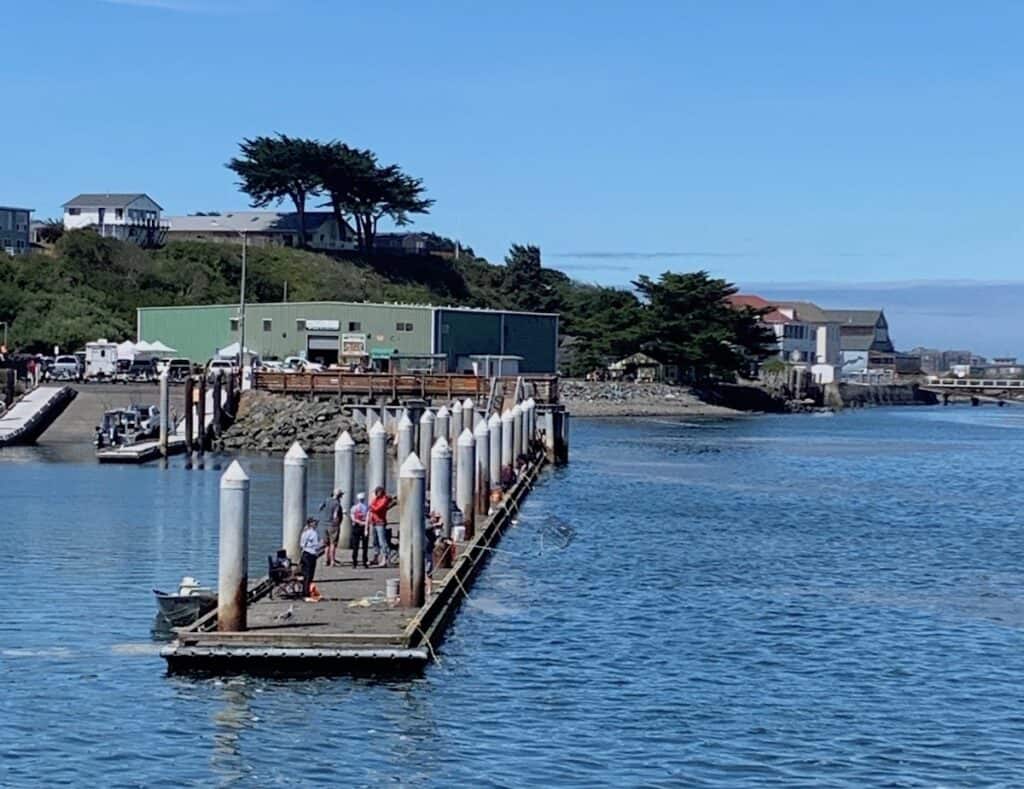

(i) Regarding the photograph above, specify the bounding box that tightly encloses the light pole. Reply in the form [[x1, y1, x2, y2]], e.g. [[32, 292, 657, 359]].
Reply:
[[238, 231, 247, 370]]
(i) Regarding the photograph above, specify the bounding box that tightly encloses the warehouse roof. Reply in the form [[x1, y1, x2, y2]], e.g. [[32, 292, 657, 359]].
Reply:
[[137, 300, 559, 318]]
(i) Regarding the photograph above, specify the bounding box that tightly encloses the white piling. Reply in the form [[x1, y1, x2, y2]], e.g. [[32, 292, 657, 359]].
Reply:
[[435, 406, 450, 451], [524, 397, 536, 446], [501, 409, 515, 468], [397, 411, 414, 469], [463, 397, 477, 430], [398, 452, 426, 608], [451, 400, 463, 441], [158, 368, 170, 456], [218, 460, 250, 631], [334, 430, 355, 548], [474, 418, 490, 518], [419, 409, 435, 485], [430, 436, 453, 536], [368, 420, 387, 494], [488, 413, 502, 487], [512, 403, 524, 460], [282, 441, 308, 562], [456, 428, 476, 537]]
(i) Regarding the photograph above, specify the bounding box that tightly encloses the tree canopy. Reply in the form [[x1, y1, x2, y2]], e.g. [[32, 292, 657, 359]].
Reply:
[[227, 134, 432, 253]]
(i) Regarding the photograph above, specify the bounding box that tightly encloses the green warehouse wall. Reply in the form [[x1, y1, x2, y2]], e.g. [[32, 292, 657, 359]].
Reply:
[[139, 302, 432, 362], [435, 309, 558, 373]]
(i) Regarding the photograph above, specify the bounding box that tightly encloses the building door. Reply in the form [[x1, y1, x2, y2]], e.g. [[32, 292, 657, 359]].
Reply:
[[307, 334, 339, 366]]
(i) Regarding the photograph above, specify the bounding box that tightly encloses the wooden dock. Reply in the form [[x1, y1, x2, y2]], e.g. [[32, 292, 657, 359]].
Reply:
[[162, 450, 547, 676]]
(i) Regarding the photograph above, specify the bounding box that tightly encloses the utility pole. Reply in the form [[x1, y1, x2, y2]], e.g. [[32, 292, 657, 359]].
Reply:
[[238, 231, 247, 369]]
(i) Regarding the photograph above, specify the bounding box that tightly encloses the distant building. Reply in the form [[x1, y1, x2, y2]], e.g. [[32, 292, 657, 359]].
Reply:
[[62, 193, 165, 246], [164, 211, 356, 252], [374, 232, 429, 255], [817, 308, 895, 375], [728, 295, 841, 383], [0, 206, 32, 255]]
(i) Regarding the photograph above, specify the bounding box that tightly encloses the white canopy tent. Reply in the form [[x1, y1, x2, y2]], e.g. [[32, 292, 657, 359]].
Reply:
[[116, 341, 137, 361], [215, 341, 256, 359], [147, 340, 177, 355]]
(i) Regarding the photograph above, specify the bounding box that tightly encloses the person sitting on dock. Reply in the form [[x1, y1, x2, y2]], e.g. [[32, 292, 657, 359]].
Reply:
[[500, 463, 515, 492], [300, 517, 322, 600], [369, 486, 396, 568], [350, 492, 370, 569], [323, 489, 344, 567]]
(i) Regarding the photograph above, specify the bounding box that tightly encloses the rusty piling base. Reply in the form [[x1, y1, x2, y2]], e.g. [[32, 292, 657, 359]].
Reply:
[[161, 451, 547, 677]]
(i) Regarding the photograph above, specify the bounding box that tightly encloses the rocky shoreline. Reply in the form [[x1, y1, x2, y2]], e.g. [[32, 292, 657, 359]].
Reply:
[[217, 391, 368, 454], [559, 380, 742, 418]]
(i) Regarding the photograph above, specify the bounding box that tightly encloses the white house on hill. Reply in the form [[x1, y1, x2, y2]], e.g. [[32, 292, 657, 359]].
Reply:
[[62, 193, 166, 246]]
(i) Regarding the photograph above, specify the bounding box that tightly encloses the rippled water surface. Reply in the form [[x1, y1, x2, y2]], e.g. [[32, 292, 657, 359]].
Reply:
[[4, 407, 1024, 786]]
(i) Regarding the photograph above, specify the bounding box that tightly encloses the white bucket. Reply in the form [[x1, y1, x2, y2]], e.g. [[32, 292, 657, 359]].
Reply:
[[386, 578, 400, 601], [452, 526, 467, 542]]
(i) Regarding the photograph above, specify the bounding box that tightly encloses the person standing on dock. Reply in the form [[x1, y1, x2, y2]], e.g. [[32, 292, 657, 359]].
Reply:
[[324, 489, 344, 567], [350, 492, 370, 569], [369, 486, 396, 567], [300, 517, 322, 599]]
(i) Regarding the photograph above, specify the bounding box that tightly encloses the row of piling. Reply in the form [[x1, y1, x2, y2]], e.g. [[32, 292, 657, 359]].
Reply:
[[215, 396, 567, 632]]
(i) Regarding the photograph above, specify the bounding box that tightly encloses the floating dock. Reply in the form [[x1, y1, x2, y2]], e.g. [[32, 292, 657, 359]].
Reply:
[[163, 450, 549, 676], [0, 385, 78, 447]]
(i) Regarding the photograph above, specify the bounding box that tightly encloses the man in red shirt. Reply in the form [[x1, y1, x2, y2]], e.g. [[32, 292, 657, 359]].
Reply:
[[369, 486, 396, 567]]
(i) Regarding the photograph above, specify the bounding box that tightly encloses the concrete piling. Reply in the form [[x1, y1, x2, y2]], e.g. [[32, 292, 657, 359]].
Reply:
[[488, 412, 501, 488], [282, 441, 308, 561], [463, 397, 478, 430], [452, 400, 463, 441], [542, 409, 556, 463], [158, 368, 170, 457], [418, 409, 435, 486], [334, 430, 355, 549], [196, 374, 207, 458], [397, 411, 414, 469], [218, 460, 250, 632], [474, 418, 490, 517], [430, 436, 452, 537], [501, 409, 514, 468], [512, 403, 524, 461], [435, 406, 450, 451], [368, 420, 387, 494], [456, 428, 475, 538], [398, 452, 426, 608], [524, 398, 536, 447]]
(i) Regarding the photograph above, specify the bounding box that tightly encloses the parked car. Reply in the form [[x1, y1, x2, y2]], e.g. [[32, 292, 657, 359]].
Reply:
[[84, 340, 118, 381], [51, 355, 82, 381], [206, 359, 237, 376], [126, 358, 159, 383], [165, 358, 192, 382]]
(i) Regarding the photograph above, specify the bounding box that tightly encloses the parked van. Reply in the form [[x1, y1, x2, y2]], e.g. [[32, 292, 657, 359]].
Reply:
[[84, 339, 118, 380]]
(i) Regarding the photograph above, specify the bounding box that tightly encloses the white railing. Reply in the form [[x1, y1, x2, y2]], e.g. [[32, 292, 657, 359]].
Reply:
[[926, 377, 1024, 389]]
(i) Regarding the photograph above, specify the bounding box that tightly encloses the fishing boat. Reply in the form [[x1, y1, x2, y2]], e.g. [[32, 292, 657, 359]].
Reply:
[[94, 404, 160, 449], [152, 576, 217, 630]]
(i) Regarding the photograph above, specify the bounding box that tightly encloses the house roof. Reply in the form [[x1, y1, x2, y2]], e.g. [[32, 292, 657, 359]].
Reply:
[[726, 294, 792, 324], [63, 193, 162, 210], [767, 300, 830, 324], [0, 205, 33, 212], [821, 308, 884, 327], [165, 211, 352, 234]]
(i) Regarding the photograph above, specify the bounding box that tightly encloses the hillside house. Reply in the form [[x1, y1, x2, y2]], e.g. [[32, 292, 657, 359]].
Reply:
[[62, 193, 165, 246]]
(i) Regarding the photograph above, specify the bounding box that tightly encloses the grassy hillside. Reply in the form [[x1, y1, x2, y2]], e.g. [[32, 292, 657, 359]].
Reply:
[[0, 232, 605, 368]]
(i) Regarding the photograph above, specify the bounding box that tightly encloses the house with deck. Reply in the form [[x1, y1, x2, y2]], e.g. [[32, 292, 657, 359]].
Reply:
[[62, 193, 166, 246]]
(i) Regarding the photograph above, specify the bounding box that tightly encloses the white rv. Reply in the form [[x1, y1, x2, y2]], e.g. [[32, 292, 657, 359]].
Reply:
[[84, 339, 118, 380]]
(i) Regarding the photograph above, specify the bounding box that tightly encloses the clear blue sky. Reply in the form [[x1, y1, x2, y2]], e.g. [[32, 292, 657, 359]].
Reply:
[[5, 1, 1024, 350]]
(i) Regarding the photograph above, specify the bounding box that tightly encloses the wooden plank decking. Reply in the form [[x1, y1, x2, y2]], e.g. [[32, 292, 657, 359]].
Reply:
[[162, 450, 547, 676]]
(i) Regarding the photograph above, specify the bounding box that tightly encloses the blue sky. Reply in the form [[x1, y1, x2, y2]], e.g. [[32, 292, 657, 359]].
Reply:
[[4, 1, 1024, 352]]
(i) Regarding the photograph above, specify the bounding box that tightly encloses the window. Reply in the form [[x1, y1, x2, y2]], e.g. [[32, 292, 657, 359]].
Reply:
[[229, 318, 239, 331], [396, 322, 414, 332], [68, 207, 81, 216], [262, 319, 272, 332], [296, 319, 306, 331], [115, 209, 124, 220], [348, 321, 361, 331]]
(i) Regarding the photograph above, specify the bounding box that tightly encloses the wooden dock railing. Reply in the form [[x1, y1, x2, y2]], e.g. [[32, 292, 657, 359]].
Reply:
[[253, 371, 560, 405]]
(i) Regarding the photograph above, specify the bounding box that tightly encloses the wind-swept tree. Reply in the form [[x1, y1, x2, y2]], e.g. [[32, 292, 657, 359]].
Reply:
[[633, 271, 776, 381], [311, 141, 377, 250], [227, 134, 322, 248], [347, 163, 433, 254]]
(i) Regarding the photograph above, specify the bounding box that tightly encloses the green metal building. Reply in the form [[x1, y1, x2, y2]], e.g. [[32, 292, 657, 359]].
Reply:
[[137, 301, 559, 372]]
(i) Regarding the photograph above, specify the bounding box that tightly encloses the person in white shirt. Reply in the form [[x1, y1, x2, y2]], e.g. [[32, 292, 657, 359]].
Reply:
[[299, 517, 322, 599], [350, 492, 370, 569]]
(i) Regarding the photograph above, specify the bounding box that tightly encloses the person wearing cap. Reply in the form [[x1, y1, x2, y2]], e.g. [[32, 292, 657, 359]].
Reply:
[[323, 489, 344, 567], [369, 486, 396, 567], [299, 517, 322, 599], [350, 492, 370, 569]]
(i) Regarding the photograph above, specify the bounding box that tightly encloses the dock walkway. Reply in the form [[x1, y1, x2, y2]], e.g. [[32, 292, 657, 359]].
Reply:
[[163, 450, 546, 675], [0, 385, 78, 447]]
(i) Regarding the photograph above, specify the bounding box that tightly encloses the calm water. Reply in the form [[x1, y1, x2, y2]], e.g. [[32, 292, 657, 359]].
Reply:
[[3, 407, 1024, 786]]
